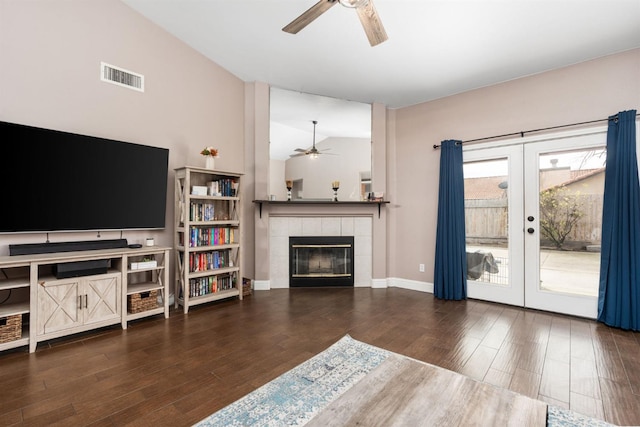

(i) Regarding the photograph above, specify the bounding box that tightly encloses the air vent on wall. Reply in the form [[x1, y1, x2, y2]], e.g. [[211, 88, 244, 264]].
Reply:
[[100, 62, 144, 92]]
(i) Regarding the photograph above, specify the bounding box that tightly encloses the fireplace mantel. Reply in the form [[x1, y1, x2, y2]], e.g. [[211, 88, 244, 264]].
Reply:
[[253, 200, 389, 218]]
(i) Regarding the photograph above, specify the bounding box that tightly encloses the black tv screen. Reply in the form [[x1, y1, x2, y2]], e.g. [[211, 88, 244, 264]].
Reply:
[[0, 121, 169, 233]]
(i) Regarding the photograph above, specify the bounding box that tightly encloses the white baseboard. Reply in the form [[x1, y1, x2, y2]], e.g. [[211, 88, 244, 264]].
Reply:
[[371, 279, 388, 289], [387, 277, 433, 293], [252, 278, 433, 294], [253, 280, 271, 291]]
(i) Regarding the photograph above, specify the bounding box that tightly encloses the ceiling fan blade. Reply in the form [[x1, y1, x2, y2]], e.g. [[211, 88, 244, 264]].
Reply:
[[283, 0, 337, 34], [356, 0, 388, 46], [294, 148, 307, 152], [290, 150, 337, 158]]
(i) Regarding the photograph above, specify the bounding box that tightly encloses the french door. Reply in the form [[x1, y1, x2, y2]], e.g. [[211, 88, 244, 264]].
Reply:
[[464, 130, 606, 318]]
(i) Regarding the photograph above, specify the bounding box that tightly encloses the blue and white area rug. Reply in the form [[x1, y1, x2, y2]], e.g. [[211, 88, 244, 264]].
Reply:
[[548, 406, 614, 427], [195, 335, 615, 427], [196, 335, 390, 426]]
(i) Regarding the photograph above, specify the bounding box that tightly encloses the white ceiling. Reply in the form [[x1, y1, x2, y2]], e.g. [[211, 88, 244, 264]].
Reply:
[[121, 0, 640, 156], [269, 87, 371, 159], [122, 0, 640, 108]]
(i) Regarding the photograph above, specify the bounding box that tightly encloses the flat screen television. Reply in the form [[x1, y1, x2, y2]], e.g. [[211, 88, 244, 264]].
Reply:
[[0, 121, 169, 233]]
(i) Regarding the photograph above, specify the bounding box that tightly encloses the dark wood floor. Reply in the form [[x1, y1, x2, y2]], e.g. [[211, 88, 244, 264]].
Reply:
[[1, 288, 639, 426]]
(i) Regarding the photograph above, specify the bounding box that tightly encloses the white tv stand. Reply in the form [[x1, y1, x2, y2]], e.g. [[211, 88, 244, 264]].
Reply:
[[0, 246, 170, 353]]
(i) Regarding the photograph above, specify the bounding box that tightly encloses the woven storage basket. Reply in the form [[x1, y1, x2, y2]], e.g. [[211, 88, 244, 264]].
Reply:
[[242, 277, 252, 297], [128, 290, 158, 314], [0, 314, 22, 344]]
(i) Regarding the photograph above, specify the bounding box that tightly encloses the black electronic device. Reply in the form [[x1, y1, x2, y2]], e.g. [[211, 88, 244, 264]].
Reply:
[[128, 243, 143, 249], [9, 238, 129, 256], [53, 259, 109, 279], [0, 121, 169, 233]]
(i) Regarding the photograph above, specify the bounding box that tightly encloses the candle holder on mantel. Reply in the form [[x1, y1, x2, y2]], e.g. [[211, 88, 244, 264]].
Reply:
[[331, 181, 340, 202], [286, 180, 293, 201]]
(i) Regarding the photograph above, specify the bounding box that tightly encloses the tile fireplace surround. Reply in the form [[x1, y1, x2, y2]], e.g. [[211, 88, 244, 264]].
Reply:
[[269, 216, 372, 288]]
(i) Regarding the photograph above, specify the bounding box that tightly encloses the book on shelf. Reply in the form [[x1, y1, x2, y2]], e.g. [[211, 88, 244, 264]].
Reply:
[[188, 273, 236, 297], [189, 202, 215, 222], [189, 227, 235, 247], [189, 250, 230, 272], [206, 178, 238, 197]]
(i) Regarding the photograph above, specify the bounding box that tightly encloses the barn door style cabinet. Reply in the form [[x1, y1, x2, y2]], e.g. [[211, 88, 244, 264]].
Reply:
[[174, 167, 242, 313], [37, 272, 121, 337]]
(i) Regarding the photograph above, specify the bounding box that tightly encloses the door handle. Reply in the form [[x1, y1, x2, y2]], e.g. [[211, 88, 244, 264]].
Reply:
[[527, 228, 535, 234]]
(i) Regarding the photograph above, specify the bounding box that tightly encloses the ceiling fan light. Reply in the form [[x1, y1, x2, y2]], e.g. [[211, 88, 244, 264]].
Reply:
[[339, 0, 368, 8]]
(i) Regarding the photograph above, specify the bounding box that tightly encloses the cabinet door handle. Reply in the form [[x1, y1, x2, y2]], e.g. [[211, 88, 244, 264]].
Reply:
[[78, 295, 82, 309], [84, 294, 88, 309]]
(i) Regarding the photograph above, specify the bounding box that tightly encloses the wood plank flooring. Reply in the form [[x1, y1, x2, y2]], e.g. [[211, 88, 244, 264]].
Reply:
[[1, 288, 639, 426]]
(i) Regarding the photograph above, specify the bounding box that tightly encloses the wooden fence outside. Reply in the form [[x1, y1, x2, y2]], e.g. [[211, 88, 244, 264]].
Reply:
[[465, 194, 603, 245]]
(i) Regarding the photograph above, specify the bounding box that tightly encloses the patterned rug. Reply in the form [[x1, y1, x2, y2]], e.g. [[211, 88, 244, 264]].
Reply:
[[195, 335, 615, 427]]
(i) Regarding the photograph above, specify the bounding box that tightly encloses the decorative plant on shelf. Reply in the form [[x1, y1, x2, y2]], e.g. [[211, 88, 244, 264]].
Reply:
[[201, 147, 219, 169], [200, 147, 219, 157]]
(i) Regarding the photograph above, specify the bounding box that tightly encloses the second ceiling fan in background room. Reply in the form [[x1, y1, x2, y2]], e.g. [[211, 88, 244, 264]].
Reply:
[[282, 0, 388, 46], [290, 120, 336, 158]]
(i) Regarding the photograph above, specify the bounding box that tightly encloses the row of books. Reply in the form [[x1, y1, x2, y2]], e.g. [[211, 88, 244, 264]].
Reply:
[[189, 227, 235, 247], [187, 274, 235, 297], [190, 202, 215, 222], [207, 179, 237, 197], [189, 250, 231, 272]]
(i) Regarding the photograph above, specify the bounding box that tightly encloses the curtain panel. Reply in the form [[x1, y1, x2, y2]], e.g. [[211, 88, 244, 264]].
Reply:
[[598, 109, 640, 331], [434, 140, 467, 300]]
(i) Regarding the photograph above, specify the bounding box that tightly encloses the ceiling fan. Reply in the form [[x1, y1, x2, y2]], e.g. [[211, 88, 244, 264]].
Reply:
[[282, 0, 388, 47], [290, 120, 335, 158]]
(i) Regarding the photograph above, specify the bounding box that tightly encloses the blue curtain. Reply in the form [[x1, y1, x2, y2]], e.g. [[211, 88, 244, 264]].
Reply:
[[434, 140, 467, 300], [598, 109, 640, 331]]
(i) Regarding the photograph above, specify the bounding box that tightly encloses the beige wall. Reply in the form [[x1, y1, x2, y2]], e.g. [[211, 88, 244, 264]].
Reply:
[[248, 82, 271, 282], [0, 1, 245, 264], [391, 48, 640, 283], [269, 159, 288, 201]]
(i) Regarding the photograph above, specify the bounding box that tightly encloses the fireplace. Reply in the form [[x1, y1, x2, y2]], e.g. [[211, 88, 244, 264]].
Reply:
[[289, 236, 354, 287]]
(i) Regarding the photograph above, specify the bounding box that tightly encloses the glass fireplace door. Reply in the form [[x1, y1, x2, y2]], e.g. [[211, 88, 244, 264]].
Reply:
[[289, 236, 354, 287]]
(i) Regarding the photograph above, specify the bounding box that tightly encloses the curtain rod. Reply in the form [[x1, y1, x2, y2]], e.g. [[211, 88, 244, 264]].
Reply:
[[432, 112, 640, 149]]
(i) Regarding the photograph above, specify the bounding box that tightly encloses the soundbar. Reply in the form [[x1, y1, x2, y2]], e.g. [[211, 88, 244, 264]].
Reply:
[[9, 239, 128, 256], [53, 259, 109, 279]]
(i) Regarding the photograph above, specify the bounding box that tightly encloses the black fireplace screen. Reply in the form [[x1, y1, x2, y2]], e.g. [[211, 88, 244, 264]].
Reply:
[[289, 236, 354, 287]]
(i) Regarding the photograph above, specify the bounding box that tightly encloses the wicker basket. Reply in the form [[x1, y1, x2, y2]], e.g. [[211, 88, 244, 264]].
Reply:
[[128, 290, 159, 314], [0, 314, 22, 344], [242, 277, 252, 297]]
